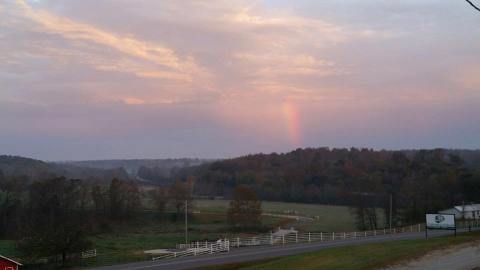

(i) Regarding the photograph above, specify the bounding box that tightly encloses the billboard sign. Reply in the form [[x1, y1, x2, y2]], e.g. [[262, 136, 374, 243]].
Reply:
[[426, 214, 455, 230]]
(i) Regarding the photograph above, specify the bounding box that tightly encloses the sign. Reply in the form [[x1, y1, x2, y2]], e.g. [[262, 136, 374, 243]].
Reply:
[[426, 214, 455, 230]]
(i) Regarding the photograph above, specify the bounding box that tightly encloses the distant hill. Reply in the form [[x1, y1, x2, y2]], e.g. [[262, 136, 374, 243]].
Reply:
[[187, 148, 480, 207], [0, 155, 128, 184], [0, 155, 58, 181], [0, 155, 212, 185], [56, 158, 212, 185]]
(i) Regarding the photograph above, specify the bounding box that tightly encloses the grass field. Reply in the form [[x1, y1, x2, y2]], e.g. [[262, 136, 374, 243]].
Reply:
[[195, 231, 480, 270], [79, 212, 288, 267], [195, 200, 383, 232]]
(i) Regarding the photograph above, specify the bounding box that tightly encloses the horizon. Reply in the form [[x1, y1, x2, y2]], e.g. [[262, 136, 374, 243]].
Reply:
[[3, 146, 480, 163], [1, 0, 480, 160]]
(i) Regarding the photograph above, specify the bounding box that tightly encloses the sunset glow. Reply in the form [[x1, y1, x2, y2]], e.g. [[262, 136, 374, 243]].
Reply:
[[1, 0, 479, 160]]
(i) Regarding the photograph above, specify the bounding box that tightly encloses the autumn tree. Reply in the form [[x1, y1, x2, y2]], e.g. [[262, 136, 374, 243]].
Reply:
[[109, 178, 141, 219], [150, 187, 169, 216], [168, 180, 193, 220], [227, 185, 262, 229]]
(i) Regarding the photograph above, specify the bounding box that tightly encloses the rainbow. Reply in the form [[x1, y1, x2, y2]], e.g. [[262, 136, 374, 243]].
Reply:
[[282, 102, 302, 147]]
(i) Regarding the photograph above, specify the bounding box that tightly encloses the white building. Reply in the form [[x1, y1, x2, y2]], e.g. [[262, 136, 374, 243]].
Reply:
[[439, 204, 480, 220]]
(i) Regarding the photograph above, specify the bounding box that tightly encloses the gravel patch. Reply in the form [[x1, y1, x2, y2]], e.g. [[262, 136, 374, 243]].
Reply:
[[384, 241, 480, 270]]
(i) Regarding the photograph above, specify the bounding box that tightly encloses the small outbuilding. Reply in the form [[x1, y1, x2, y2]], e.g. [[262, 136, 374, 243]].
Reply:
[[0, 255, 22, 270], [439, 204, 480, 220]]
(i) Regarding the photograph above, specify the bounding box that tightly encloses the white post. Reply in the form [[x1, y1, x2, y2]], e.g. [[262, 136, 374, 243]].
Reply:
[[296, 232, 298, 243], [282, 235, 285, 244], [354, 231, 356, 238], [364, 231, 367, 237], [332, 233, 335, 241], [343, 232, 346, 239], [308, 232, 311, 242], [270, 233, 273, 245], [237, 237, 240, 247], [321, 232, 323, 241], [418, 224, 421, 232], [210, 244, 213, 254]]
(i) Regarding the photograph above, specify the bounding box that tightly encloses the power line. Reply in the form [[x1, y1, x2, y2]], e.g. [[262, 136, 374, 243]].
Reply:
[[465, 0, 480, 12]]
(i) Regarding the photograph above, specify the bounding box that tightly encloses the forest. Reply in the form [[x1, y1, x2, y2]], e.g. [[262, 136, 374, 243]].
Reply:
[[186, 148, 480, 228]]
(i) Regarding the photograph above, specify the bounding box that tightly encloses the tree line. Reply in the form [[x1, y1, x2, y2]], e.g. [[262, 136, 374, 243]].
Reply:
[[184, 148, 480, 229], [0, 174, 193, 266]]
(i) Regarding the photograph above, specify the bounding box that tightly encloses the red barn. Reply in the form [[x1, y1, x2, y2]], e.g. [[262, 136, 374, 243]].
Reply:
[[0, 255, 21, 270]]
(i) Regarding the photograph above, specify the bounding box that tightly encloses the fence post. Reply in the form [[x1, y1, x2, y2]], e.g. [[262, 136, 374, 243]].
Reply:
[[282, 235, 285, 245], [270, 233, 273, 245], [308, 232, 311, 242], [332, 232, 335, 241], [296, 232, 298, 243], [210, 244, 213, 254], [418, 224, 421, 232], [393, 228, 396, 234], [384, 228, 386, 235], [237, 237, 240, 248], [321, 232, 323, 241], [343, 232, 346, 239], [354, 231, 356, 238]]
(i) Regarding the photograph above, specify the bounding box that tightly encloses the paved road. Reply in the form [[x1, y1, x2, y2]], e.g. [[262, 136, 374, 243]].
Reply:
[[91, 229, 464, 270]]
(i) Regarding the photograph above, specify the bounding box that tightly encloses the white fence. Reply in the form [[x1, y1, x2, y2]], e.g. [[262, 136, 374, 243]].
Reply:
[[149, 224, 425, 261], [226, 224, 425, 249], [152, 240, 230, 261]]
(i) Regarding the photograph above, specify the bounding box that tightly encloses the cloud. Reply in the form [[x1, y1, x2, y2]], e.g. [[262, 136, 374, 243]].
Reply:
[[1, 0, 480, 159]]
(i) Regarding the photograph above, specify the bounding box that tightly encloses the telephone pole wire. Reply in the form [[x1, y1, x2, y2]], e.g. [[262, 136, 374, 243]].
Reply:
[[465, 0, 480, 12]]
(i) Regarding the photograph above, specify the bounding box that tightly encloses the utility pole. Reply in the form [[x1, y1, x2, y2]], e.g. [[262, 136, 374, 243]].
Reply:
[[185, 200, 188, 244], [389, 194, 393, 232]]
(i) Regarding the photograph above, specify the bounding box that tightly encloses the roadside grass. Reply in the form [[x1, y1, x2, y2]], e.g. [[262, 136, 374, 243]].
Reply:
[[194, 231, 480, 270], [196, 200, 384, 232]]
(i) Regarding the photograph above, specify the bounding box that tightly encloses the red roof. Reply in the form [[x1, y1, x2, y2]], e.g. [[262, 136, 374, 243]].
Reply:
[[0, 255, 22, 266]]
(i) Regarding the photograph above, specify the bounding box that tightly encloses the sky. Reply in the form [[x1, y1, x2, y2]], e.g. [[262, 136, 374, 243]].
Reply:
[[1, 0, 479, 161]]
